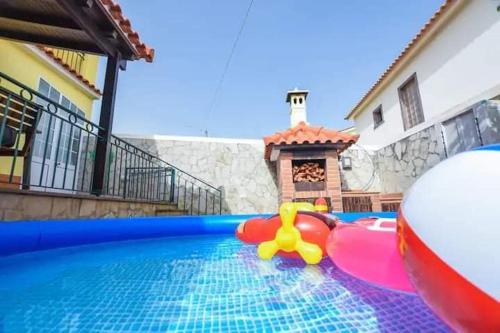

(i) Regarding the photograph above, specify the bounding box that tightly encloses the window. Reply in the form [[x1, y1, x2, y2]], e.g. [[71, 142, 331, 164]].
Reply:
[[33, 79, 84, 166], [398, 74, 424, 130], [57, 98, 84, 166], [372, 105, 383, 129], [33, 79, 59, 159]]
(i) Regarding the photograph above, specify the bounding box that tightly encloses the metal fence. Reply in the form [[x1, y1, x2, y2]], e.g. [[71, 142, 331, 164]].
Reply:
[[0, 71, 222, 215], [106, 135, 222, 214], [46, 48, 86, 75]]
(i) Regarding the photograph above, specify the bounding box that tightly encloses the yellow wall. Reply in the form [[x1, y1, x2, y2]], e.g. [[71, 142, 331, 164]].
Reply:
[[0, 39, 100, 179]]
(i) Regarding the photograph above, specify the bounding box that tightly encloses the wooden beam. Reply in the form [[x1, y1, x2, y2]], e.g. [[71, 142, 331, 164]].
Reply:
[[55, 0, 117, 57], [0, 9, 81, 30], [0, 30, 103, 54], [91, 55, 121, 195]]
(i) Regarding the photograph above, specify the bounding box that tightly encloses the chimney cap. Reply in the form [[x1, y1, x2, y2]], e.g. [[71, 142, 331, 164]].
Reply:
[[286, 88, 309, 103]]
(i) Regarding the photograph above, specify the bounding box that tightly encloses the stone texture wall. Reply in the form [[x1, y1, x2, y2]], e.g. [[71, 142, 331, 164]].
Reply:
[[374, 125, 446, 193], [120, 136, 279, 214], [341, 125, 446, 194], [340, 147, 381, 192], [0, 190, 184, 221], [344, 100, 500, 194]]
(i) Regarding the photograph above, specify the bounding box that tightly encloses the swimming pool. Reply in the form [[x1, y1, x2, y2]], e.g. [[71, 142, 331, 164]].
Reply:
[[0, 232, 448, 332]]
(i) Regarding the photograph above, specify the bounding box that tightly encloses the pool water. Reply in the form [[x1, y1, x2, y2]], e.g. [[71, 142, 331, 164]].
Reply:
[[0, 235, 448, 332]]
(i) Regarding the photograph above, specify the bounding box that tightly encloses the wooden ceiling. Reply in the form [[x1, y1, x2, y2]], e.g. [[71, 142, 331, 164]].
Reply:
[[0, 0, 148, 61]]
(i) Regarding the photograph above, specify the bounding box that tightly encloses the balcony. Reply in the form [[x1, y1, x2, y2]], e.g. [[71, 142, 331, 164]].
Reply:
[[45, 48, 86, 75]]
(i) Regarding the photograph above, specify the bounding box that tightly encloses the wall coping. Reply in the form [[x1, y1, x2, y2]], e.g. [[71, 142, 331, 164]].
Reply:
[[117, 133, 264, 145]]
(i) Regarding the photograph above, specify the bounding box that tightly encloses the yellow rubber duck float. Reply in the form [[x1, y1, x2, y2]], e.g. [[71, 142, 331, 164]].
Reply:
[[257, 202, 323, 264]]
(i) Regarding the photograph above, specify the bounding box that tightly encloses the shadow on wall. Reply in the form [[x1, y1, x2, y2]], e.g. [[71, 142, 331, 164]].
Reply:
[[119, 136, 279, 214], [340, 146, 381, 192]]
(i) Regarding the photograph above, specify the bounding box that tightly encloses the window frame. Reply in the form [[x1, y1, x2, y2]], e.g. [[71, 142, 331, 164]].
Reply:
[[34, 78, 85, 167], [372, 104, 384, 129], [398, 73, 425, 131]]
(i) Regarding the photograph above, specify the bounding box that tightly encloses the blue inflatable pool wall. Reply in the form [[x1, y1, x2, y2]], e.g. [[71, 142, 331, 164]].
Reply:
[[0, 212, 396, 257]]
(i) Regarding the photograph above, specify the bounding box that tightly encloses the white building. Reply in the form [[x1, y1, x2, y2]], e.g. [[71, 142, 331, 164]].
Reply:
[[346, 0, 500, 154]]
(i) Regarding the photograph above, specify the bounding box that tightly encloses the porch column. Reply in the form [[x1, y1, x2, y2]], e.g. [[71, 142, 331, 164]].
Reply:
[[91, 55, 121, 196]]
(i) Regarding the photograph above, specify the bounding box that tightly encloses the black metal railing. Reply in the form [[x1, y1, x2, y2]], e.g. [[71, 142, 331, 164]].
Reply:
[[0, 72, 222, 215], [47, 48, 86, 75], [106, 135, 222, 214]]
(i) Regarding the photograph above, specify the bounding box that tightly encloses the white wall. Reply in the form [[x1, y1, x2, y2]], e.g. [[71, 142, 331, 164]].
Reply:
[[354, 0, 500, 148]]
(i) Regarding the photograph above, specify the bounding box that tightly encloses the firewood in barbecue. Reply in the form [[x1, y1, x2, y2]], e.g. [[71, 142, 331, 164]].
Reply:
[[292, 162, 326, 183]]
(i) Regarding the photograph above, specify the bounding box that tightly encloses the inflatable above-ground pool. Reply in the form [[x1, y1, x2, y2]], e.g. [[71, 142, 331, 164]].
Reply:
[[398, 144, 500, 332]]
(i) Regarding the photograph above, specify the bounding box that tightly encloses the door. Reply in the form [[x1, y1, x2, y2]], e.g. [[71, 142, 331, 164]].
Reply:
[[30, 79, 84, 192]]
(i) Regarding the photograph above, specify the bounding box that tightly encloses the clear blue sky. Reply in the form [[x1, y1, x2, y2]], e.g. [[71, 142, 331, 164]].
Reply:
[[100, 0, 443, 138]]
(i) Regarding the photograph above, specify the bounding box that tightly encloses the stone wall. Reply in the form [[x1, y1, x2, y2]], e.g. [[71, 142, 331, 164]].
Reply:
[[340, 146, 381, 192], [119, 135, 279, 214], [341, 125, 446, 194], [374, 125, 446, 193], [0, 189, 184, 221], [345, 100, 500, 194]]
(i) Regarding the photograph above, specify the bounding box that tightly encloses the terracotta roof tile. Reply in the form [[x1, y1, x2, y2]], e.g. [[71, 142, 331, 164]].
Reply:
[[39, 46, 102, 95], [99, 0, 155, 63], [36, 0, 155, 96], [263, 122, 359, 159], [345, 0, 457, 120]]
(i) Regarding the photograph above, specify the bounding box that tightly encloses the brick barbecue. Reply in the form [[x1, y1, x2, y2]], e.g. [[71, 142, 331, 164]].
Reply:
[[263, 90, 359, 212]]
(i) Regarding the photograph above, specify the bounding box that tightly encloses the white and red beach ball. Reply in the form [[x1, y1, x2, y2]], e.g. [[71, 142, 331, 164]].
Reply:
[[398, 145, 500, 332]]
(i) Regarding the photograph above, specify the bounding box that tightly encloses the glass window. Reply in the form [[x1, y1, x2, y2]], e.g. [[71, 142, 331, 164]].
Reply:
[[70, 110, 85, 166], [398, 74, 425, 130], [372, 105, 383, 129], [33, 80, 59, 159], [33, 79, 85, 167], [38, 79, 50, 98], [56, 98, 83, 166]]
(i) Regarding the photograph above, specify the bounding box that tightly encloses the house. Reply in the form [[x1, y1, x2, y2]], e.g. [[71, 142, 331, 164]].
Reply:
[[344, 0, 500, 193], [0, 40, 101, 189], [0, 1, 214, 221]]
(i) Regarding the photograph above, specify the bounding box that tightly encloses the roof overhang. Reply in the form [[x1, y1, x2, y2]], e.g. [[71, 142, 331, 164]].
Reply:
[[24, 44, 102, 98], [263, 122, 359, 160], [345, 0, 463, 120], [0, 0, 154, 62]]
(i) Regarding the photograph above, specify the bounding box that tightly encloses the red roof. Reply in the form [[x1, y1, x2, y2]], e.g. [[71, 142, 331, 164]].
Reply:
[[345, 0, 457, 120], [39, 47, 102, 96], [38, 0, 155, 96], [99, 0, 155, 63], [263, 122, 359, 159]]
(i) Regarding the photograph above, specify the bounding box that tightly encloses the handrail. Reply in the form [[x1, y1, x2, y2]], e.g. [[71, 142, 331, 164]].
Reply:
[[46, 48, 86, 75], [110, 135, 220, 193], [0, 71, 223, 215], [108, 135, 222, 214], [0, 72, 103, 131]]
